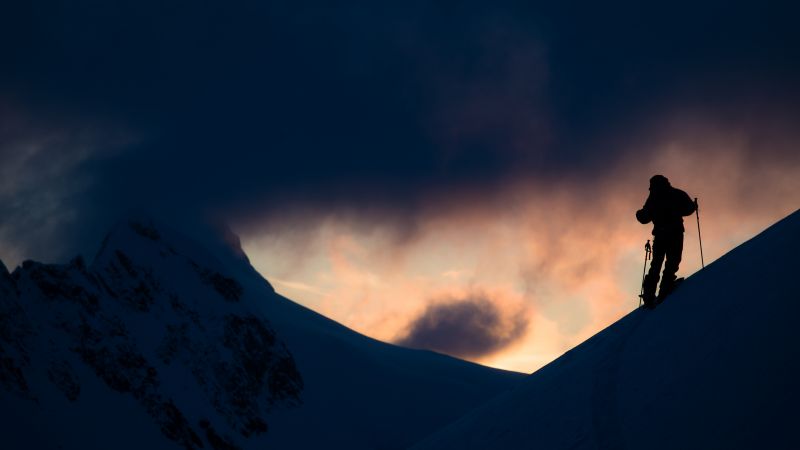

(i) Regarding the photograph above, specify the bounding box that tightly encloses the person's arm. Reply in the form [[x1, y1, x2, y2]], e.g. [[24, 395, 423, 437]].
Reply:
[[680, 190, 697, 216], [636, 195, 653, 224]]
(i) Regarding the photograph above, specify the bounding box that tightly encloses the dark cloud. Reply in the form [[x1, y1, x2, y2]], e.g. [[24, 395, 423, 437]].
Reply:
[[1, 1, 799, 263], [0, 104, 135, 264], [395, 294, 528, 359]]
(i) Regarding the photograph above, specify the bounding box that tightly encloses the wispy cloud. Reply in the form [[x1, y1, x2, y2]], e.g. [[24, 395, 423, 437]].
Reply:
[[270, 278, 329, 297]]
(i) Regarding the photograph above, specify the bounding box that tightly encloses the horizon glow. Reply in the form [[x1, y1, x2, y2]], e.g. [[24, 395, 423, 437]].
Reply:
[[241, 130, 800, 373]]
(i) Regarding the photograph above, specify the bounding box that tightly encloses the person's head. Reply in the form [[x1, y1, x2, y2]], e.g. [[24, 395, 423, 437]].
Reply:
[[649, 174, 670, 192]]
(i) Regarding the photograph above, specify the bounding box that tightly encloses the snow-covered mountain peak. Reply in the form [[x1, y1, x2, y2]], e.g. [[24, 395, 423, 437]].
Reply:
[[1, 216, 524, 450], [2, 218, 304, 450], [91, 219, 253, 306], [93, 217, 272, 295]]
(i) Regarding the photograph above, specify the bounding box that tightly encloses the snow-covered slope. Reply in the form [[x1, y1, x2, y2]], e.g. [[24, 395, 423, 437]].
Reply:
[[0, 219, 523, 450], [414, 208, 800, 450]]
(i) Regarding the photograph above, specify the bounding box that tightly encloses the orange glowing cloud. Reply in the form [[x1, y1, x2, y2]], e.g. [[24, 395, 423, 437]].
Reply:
[[241, 117, 800, 373]]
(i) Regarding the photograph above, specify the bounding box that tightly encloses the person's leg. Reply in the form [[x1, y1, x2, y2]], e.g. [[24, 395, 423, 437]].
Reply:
[[643, 234, 665, 303], [659, 232, 684, 298]]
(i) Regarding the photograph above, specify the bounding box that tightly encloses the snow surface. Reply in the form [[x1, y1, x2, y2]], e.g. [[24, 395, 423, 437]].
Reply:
[[414, 208, 800, 449], [0, 218, 523, 450]]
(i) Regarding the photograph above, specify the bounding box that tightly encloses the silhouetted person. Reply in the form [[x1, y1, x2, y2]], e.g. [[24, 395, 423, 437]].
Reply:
[[636, 175, 696, 307]]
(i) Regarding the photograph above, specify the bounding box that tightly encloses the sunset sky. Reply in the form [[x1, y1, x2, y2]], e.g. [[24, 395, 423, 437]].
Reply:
[[1, 1, 799, 372]]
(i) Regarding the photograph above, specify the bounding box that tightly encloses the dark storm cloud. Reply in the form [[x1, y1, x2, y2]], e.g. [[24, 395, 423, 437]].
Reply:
[[0, 103, 134, 264], [1, 1, 799, 262], [395, 294, 528, 359]]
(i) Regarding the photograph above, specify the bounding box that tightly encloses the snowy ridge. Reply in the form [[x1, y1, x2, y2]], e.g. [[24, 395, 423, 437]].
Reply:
[[0, 218, 523, 450], [414, 209, 800, 449]]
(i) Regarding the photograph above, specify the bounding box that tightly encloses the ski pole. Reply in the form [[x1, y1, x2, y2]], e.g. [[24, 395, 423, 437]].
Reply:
[[639, 239, 651, 307], [695, 198, 705, 269]]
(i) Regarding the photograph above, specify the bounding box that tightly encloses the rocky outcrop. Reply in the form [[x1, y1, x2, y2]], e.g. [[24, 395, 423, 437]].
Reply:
[[0, 220, 303, 450]]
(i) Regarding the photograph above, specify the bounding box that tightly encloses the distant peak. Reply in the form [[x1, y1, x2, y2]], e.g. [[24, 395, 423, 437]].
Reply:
[[215, 222, 251, 265], [93, 214, 273, 292]]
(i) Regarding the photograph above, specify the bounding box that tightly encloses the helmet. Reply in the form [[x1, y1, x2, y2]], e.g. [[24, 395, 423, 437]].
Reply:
[[649, 174, 670, 190]]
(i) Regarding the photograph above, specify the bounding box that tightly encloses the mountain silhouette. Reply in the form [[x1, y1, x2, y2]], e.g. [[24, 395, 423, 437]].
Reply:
[[0, 218, 523, 450]]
